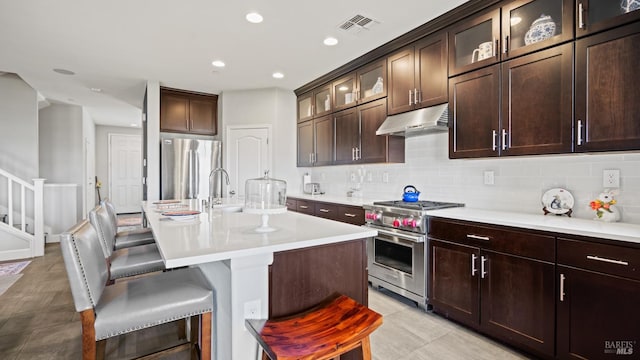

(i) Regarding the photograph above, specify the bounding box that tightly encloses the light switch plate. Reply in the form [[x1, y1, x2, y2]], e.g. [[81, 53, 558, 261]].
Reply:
[[603, 169, 620, 188]]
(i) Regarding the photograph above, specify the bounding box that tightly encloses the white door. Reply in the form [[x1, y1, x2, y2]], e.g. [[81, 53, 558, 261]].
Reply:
[[109, 134, 142, 213], [226, 126, 271, 199]]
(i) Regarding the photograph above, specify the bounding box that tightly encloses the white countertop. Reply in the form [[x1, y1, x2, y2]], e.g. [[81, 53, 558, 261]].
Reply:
[[427, 207, 640, 245], [142, 200, 377, 268]]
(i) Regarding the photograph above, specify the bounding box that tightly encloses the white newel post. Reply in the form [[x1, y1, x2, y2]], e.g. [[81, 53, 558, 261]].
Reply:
[[33, 178, 45, 257]]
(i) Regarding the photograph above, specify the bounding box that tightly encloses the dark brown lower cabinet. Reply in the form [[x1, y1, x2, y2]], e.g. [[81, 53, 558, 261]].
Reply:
[[269, 239, 368, 360], [288, 197, 365, 225], [429, 218, 556, 358]]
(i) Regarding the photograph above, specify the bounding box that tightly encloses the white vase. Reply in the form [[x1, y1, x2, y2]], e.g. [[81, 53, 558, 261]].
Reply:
[[621, 0, 640, 13]]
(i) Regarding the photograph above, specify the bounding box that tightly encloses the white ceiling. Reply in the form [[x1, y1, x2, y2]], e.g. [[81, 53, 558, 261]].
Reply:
[[0, 0, 467, 127]]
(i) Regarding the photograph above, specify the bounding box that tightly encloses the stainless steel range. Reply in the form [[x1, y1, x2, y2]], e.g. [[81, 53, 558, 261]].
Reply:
[[363, 200, 464, 309]]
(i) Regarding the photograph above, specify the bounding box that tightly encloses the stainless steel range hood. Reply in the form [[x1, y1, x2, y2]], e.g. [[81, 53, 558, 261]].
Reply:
[[376, 103, 449, 137]]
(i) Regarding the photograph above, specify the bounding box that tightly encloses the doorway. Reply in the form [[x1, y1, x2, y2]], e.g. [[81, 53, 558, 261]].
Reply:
[[226, 125, 272, 199], [108, 134, 142, 213]]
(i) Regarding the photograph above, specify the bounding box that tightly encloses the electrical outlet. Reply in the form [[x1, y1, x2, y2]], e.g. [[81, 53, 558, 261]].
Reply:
[[603, 169, 620, 188], [484, 171, 495, 185], [382, 172, 389, 183], [244, 300, 261, 320]]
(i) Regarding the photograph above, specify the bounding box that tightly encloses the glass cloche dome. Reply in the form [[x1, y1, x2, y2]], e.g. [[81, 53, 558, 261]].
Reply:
[[243, 171, 287, 232]]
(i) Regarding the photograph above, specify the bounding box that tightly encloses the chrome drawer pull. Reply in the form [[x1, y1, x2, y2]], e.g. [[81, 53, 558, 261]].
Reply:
[[344, 213, 357, 217], [586, 255, 628, 266], [299, 205, 309, 209], [559, 274, 566, 302], [467, 234, 490, 241], [319, 209, 330, 213], [578, 3, 585, 29]]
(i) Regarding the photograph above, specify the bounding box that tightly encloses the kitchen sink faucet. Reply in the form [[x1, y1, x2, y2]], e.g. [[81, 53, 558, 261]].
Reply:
[[209, 168, 230, 205]]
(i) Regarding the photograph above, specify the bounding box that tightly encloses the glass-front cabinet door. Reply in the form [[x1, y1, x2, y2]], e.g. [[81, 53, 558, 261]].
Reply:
[[357, 58, 387, 104], [333, 74, 357, 111], [577, 0, 640, 37], [297, 92, 313, 123], [449, 8, 501, 76], [502, 0, 573, 59], [313, 85, 332, 118]]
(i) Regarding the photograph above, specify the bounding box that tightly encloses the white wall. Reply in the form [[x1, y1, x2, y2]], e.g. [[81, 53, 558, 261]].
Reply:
[[39, 104, 84, 184], [220, 88, 300, 191], [303, 133, 640, 225], [146, 81, 160, 201], [82, 108, 96, 215], [95, 125, 142, 201], [0, 73, 38, 180]]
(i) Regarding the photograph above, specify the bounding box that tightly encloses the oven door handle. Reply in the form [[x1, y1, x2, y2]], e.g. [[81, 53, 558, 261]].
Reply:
[[370, 227, 425, 243]]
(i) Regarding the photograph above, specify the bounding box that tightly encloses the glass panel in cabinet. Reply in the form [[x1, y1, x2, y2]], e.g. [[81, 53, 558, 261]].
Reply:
[[584, 0, 639, 28], [358, 63, 385, 101], [334, 79, 356, 108], [314, 88, 332, 115], [455, 20, 495, 69], [298, 96, 312, 120], [508, 0, 563, 51]]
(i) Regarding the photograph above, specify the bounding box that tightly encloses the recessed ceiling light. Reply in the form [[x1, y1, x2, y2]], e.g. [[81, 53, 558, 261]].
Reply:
[[211, 60, 226, 68], [246, 12, 263, 24], [323, 37, 339, 46], [90, 87, 102, 93], [272, 72, 284, 79], [53, 68, 75, 75]]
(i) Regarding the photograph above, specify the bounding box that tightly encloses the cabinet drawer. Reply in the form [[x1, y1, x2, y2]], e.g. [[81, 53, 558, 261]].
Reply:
[[314, 203, 338, 220], [558, 237, 640, 281], [337, 206, 365, 225], [285, 198, 297, 212], [429, 218, 554, 262], [296, 200, 314, 215]]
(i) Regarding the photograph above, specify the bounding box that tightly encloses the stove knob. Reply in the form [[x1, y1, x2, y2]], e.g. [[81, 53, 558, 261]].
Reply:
[[392, 219, 400, 227], [402, 218, 410, 226], [410, 219, 418, 228]]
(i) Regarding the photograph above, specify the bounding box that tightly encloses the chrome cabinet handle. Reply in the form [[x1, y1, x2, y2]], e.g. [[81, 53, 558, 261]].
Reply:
[[352, 147, 355, 161], [409, 90, 413, 105], [502, 129, 508, 150], [414, 88, 419, 105], [492, 130, 497, 151], [471, 253, 478, 276], [494, 38, 498, 58], [467, 234, 490, 241], [578, 3, 585, 29], [344, 213, 357, 217], [560, 273, 566, 302], [416, 89, 421, 104], [481, 255, 488, 278], [299, 205, 309, 209], [503, 35, 509, 54], [577, 120, 583, 146], [319, 208, 330, 213], [355, 147, 360, 160], [587, 255, 629, 266]]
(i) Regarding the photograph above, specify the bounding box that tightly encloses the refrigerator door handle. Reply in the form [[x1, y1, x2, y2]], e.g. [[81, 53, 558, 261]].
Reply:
[[194, 151, 200, 196]]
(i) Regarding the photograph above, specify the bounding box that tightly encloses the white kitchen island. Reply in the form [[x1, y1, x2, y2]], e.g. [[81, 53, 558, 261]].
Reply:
[[142, 200, 376, 360]]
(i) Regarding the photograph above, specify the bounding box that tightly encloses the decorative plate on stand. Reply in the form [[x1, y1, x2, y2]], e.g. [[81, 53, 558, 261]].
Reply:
[[541, 188, 574, 216]]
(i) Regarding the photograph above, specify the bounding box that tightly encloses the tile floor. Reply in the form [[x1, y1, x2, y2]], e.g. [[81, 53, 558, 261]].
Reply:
[[0, 244, 532, 359]]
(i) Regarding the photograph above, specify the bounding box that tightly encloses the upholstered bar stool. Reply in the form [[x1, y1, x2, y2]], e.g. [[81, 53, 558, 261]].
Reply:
[[246, 294, 382, 360], [60, 220, 213, 360], [101, 200, 154, 250], [89, 206, 164, 282]]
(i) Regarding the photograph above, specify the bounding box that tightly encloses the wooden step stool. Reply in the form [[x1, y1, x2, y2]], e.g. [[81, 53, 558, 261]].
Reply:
[[245, 294, 383, 360]]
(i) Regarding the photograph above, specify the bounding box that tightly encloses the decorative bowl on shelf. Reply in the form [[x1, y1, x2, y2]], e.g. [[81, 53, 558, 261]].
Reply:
[[524, 14, 556, 45], [244, 171, 287, 232], [622, 0, 640, 13]]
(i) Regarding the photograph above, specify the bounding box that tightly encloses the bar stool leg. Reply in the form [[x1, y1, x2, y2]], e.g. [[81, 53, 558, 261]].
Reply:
[[361, 336, 372, 360], [200, 312, 212, 360]]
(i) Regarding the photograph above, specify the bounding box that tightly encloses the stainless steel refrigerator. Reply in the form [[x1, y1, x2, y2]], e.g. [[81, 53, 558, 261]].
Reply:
[[160, 137, 222, 200]]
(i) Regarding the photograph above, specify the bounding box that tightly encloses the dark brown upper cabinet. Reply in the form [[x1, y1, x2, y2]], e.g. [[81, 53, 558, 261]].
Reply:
[[296, 116, 334, 167], [501, 0, 574, 59], [575, 22, 640, 152], [297, 83, 332, 123], [160, 87, 217, 136], [387, 31, 448, 115], [333, 58, 387, 112], [576, 0, 640, 37], [449, 8, 501, 77]]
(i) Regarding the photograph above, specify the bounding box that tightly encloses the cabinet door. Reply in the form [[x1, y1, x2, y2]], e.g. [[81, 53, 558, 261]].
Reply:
[[359, 98, 398, 164], [502, 0, 573, 59], [449, 8, 501, 76], [415, 32, 448, 109], [449, 65, 501, 158], [297, 121, 314, 167], [576, 0, 640, 37], [357, 58, 387, 104], [481, 251, 556, 357], [334, 108, 359, 165], [575, 23, 640, 152], [333, 73, 358, 111], [297, 91, 313, 123], [313, 115, 334, 166], [160, 91, 190, 133], [501, 43, 573, 156], [188, 95, 217, 135], [557, 266, 640, 359], [429, 239, 481, 327], [313, 84, 333, 118], [387, 47, 415, 115]]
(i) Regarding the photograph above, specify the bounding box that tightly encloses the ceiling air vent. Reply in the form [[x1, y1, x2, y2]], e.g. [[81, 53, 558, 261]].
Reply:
[[338, 14, 379, 34]]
